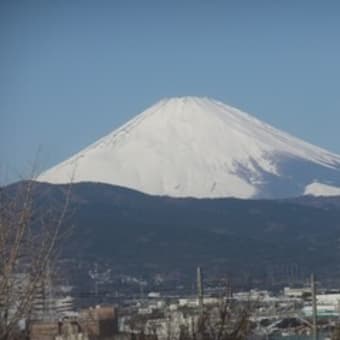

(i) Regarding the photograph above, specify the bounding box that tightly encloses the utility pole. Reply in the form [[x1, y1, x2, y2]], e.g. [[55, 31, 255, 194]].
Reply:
[[311, 273, 318, 340], [197, 266, 204, 314], [225, 277, 232, 302]]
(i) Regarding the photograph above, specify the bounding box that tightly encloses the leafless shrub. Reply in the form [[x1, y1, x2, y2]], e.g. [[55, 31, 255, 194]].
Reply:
[[127, 296, 254, 340], [0, 179, 72, 340], [188, 298, 253, 340]]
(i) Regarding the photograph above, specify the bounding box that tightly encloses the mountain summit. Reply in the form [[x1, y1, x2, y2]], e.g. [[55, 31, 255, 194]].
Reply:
[[37, 97, 340, 198]]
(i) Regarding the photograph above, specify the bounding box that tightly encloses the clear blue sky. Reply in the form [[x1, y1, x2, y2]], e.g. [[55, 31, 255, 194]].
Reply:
[[1, 0, 340, 182]]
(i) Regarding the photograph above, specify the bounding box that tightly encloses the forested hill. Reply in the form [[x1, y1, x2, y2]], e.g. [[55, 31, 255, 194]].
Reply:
[[4, 181, 340, 284]]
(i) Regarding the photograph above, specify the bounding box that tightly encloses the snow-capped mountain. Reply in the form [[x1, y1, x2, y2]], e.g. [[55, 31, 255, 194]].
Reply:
[[37, 97, 340, 198]]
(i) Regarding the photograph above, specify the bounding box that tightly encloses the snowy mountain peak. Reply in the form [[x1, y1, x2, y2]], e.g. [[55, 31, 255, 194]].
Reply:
[[37, 97, 340, 198]]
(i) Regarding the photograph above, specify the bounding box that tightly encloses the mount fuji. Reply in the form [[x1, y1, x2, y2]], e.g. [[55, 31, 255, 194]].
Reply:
[[37, 97, 340, 199]]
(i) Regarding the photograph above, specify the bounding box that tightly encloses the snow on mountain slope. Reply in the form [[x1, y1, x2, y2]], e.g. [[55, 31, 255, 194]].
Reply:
[[304, 182, 340, 197], [37, 97, 340, 198]]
